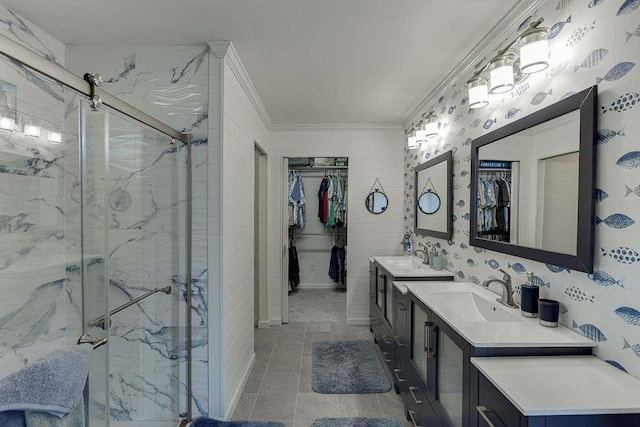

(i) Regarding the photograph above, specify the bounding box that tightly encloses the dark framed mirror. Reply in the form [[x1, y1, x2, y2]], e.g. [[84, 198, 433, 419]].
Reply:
[[470, 86, 597, 273], [366, 189, 388, 214], [415, 150, 453, 239]]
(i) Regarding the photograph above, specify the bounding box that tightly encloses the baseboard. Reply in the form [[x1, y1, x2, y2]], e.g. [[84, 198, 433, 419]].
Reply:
[[257, 320, 271, 328], [297, 282, 342, 289], [269, 318, 282, 326], [347, 318, 371, 326], [224, 353, 255, 420]]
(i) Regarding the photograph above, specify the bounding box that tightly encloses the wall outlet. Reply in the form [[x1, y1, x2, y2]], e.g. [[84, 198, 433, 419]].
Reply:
[[310, 263, 316, 271]]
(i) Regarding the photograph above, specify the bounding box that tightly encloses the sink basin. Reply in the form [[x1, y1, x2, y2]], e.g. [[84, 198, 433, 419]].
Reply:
[[428, 291, 524, 323], [385, 258, 426, 269]]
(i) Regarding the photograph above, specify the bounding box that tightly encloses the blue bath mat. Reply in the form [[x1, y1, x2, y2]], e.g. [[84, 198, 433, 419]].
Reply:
[[191, 418, 284, 427], [311, 418, 404, 427], [312, 340, 391, 394]]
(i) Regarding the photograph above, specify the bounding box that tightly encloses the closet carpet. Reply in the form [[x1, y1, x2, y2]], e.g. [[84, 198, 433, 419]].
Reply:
[[288, 289, 347, 323]]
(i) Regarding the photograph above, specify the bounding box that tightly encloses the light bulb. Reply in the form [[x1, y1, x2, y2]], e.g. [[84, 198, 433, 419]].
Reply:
[[489, 55, 515, 94], [519, 27, 549, 74], [47, 131, 62, 144], [0, 117, 13, 130], [407, 129, 420, 149], [25, 124, 41, 138], [468, 76, 489, 109]]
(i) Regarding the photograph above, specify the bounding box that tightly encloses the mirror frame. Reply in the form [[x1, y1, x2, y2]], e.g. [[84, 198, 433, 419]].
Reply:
[[469, 86, 597, 273], [418, 190, 441, 215], [365, 189, 388, 215], [414, 150, 453, 240]]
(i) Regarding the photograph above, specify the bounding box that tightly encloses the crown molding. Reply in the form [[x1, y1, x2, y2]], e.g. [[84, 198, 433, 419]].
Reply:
[[402, 0, 547, 131], [207, 41, 273, 130], [270, 123, 403, 132]]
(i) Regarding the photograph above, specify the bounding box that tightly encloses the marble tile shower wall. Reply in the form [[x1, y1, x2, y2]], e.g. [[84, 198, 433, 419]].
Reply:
[[0, 5, 76, 376], [67, 45, 210, 420], [405, 0, 640, 379]]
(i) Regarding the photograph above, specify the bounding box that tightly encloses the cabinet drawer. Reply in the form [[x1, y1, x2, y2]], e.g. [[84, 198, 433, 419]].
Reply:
[[404, 372, 440, 427], [477, 373, 521, 427]]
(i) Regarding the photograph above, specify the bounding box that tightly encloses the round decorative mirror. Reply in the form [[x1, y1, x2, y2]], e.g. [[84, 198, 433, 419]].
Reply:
[[419, 190, 441, 214], [366, 190, 388, 214]]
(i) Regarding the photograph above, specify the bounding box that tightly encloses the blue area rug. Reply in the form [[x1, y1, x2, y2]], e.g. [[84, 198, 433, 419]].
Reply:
[[191, 418, 284, 427], [312, 340, 391, 394], [311, 417, 404, 427]]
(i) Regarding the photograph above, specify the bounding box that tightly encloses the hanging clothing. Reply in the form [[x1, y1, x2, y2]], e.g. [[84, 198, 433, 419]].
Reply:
[[328, 235, 347, 285], [288, 236, 300, 290], [318, 172, 347, 227], [288, 172, 306, 228], [476, 170, 512, 242]]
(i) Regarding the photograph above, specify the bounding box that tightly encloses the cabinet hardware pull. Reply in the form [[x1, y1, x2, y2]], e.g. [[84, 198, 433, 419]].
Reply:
[[393, 369, 404, 382], [369, 292, 375, 297], [408, 386, 423, 404], [369, 270, 375, 274], [379, 274, 386, 279], [382, 336, 391, 345], [477, 406, 506, 427], [394, 302, 406, 311], [423, 321, 436, 359], [382, 351, 391, 362], [394, 336, 404, 347], [408, 410, 422, 427]]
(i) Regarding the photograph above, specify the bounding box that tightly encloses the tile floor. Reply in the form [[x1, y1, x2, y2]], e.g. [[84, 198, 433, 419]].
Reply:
[[231, 322, 412, 427]]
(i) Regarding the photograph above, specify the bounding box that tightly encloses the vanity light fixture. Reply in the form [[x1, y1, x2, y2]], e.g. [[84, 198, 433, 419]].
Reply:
[[0, 117, 13, 131], [467, 76, 490, 109], [489, 55, 515, 94], [518, 27, 550, 74], [24, 124, 41, 138], [417, 112, 440, 139], [47, 130, 62, 144], [407, 128, 420, 149]]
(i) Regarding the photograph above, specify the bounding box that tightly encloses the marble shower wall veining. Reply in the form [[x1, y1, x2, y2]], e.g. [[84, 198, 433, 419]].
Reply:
[[405, 0, 640, 379], [67, 45, 210, 420]]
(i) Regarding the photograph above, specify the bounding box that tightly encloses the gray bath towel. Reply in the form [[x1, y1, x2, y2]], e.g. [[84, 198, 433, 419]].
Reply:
[[24, 397, 84, 427], [0, 344, 92, 425]]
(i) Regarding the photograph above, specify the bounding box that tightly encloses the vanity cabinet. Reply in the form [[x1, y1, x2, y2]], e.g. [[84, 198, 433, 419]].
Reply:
[[404, 293, 593, 427]]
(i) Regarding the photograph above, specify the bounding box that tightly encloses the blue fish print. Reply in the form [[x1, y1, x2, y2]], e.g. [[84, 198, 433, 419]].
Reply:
[[518, 15, 535, 32], [485, 259, 500, 269], [505, 107, 522, 120], [596, 213, 635, 228], [616, 152, 640, 169], [508, 262, 527, 274], [596, 62, 636, 84], [461, 96, 469, 106], [615, 307, 640, 326], [545, 263, 570, 274], [548, 15, 572, 39], [435, 242, 442, 249], [483, 118, 497, 130], [457, 271, 466, 279], [474, 247, 485, 254], [572, 320, 607, 341], [589, 0, 605, 6], [531, 89, 553, 105], [447, 240, 456, 247], [470, 119, 482, 128], [467, 259, 477, 267], [532, 275, 551, 288], [448, 106, 456, 114], [441, 248, 448, 256], [560, 91, 577, 100], [574, 48, 609, 72], [566, 20, 597, 47], [512, 82, 530, 97], [463, 138, 473, 146], [625, 184, 640, 197], [460, 243, 469, 250], [470, 276, 481, 285], [597, 127, 625, 144], [462, 213, 471, 221], [460, 170, 469, 177], [588, 270, 625, 287], [456, 200, 465, 208], [601, 246, 640, 264], [595, 189, 609, 202], [457, 127, 467, 137], [452, 215, 458, 222], [617, 0, 640, 15], [547, 60, 570, 77], [606, 360, 628, 373], [601, 92, 639, 113], [556, 0, 573, 9], [564, 286, 596, 303], [623, 338, 640, 358], [626, 24, 640, 43]]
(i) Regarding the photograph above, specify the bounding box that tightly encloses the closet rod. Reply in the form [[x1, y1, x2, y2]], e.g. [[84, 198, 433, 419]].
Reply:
[[290, 232, 347, 236]]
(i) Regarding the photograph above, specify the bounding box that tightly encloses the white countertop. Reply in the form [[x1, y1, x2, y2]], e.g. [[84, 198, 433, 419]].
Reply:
[[373, 256, 455, 278], [402, 281, 596, 348], [472, 356, 640, 416], [393, 281, 408, 295]]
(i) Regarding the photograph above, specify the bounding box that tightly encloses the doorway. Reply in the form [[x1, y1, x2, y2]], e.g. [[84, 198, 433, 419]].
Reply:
[[282, 157, 348, 324], [254, 144, 268, 328]]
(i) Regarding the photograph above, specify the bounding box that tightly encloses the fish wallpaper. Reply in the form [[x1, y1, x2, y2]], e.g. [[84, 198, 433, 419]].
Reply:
[[405, 0, 640, 379]]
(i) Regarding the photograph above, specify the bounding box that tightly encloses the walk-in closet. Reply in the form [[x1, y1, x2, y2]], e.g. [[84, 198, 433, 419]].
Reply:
[[286, 157, 348, 323]]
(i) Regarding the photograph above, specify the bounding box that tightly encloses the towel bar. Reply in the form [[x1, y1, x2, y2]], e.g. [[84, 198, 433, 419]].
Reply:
[[78, 334, 108, 349], [88, 286, 172, 329]]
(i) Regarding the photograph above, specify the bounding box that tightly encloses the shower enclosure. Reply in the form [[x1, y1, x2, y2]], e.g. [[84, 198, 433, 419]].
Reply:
[[0, 34, 193, 427]]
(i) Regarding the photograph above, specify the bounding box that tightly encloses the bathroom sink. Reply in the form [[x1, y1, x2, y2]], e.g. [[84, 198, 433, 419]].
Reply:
[[428, 291, 524, 323], [384, 258, 427, 269]]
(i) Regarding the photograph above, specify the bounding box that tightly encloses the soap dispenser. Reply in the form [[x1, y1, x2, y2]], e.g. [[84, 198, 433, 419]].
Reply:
[[520, 272, 539, 318]]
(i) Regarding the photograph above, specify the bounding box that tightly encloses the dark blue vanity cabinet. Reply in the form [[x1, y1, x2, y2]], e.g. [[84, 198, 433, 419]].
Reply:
[[401, 293, 593, 427]]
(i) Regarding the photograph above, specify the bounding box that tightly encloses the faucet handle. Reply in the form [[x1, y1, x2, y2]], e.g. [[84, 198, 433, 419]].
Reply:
[[498, 268, 511, 282]]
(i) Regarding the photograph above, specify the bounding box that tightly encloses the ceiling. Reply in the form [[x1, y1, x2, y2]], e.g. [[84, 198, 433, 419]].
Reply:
[[4, 0, 520, 125]]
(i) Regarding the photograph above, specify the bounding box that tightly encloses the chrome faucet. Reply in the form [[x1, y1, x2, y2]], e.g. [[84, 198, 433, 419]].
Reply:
[[413, 249, 428, 264], [482, 269, 519, 309]]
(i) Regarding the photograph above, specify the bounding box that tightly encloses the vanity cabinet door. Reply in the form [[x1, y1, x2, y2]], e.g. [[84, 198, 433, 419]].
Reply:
[[385, 273, 394, 327], [409, 298, 434, 392], [376, 269, 385, 312], [369, 260, 376, 329], [434, 328, 465, 427]]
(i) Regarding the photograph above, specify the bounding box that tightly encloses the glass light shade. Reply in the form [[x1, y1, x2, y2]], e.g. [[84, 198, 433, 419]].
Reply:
[[24, 124, 41, 138], [519, 28, 549, 74], [0, 117, 13, 130], [467, 77, 489, 109], [47, 131, 62, 144], [489, 55, 514, 94], [407, 129, 420, 149], [416, 114, 439, 139]]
